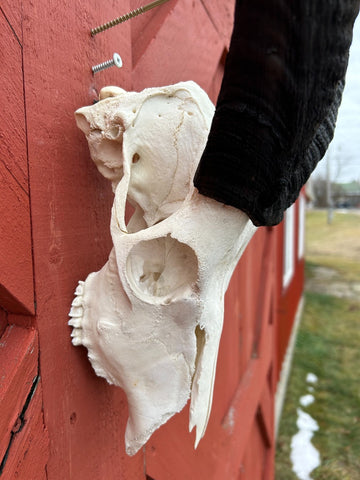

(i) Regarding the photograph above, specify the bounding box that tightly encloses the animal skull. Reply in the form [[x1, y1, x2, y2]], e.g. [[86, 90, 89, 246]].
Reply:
[[69, 81, 256, 456]]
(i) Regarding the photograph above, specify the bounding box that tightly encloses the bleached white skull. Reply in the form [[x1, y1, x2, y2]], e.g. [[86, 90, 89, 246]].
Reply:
[[69, 81, 256, 456]]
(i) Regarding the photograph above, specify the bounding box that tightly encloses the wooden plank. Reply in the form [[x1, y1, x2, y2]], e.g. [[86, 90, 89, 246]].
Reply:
[[0, 10, 34, 315], [1, 385, 49, 479], [240, 412, 268, 480], [241, 237, 260, 373], [258, 379, 273, 449], [235, 229, 267, 379], [211, 242, 275, 478], [0, 11, 28, 192], [201, 0, 235, 47], [253, 230, 275, 354], [207, 51, 226, 103], [0, 162, 34, 314], [132, 0, 224, 92], [214, 325, 274, 479], [145, 403, 221, 480], [0, 308, 7, 338], [0, 326, 38, 461], [6, 313, 33, 329], [23, 0, 145, 477], [217, 235, 274, 466], [0, 1, 22, 45], [215, 269, 242, 415], [130, 0, 178, 66], [276, 199, 305, 374]]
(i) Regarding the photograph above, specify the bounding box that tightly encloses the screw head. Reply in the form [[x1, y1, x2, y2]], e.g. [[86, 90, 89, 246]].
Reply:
[[113, 53, 123, 68]]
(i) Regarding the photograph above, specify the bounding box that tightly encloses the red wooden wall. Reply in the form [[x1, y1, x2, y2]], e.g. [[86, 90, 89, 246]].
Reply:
[[1, 3, 48, 478], [276, 196, 305, 380], [0, 1, 304, 478]]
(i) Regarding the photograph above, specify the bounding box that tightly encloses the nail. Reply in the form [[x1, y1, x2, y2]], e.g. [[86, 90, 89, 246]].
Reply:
[[91, 0, 170, 36], [92, 53, 123, 74]]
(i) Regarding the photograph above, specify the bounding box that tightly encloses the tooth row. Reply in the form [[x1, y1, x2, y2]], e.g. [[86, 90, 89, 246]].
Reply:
[[75, 281, 84, 295], [71, 328, 83, 346], [71, 295, 82, 307], [68, 281, 85, 346], [68, 313, 82, 327]]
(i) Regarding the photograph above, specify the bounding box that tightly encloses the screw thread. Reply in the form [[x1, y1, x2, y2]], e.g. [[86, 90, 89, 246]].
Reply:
[[92, 58, 114, 73], [91, 0, 170, 36], [91, 7, 145, 35]]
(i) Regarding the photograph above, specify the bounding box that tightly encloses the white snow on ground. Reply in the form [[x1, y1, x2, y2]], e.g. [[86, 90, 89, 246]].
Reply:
[[300, 394, 315, 407], [291, 409, 321, 480], [290, 374, 321, 480], [306, 373, 318, 384]]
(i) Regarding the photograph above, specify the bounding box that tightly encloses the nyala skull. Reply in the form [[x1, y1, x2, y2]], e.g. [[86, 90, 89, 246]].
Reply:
[[69, 81, 256, 456]]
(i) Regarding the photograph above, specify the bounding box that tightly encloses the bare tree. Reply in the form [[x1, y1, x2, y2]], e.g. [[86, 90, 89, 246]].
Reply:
[[312, 176, 328, 207]]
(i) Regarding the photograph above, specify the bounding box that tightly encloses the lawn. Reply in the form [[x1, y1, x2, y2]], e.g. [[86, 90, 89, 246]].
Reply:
[[275, 209, 360, 480]]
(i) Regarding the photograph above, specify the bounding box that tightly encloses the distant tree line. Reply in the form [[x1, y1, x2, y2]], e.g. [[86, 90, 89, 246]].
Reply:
[[311, 177, 360, 208]]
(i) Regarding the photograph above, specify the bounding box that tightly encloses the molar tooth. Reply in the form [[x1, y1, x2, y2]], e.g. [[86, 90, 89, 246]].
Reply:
[[71, 336, 83, 346], [75, 283, 84, 295], [68, 317, 82, 328], [70, 329, 83, 345], [69, 305, 83, 317], [71, 296, 83, 307]]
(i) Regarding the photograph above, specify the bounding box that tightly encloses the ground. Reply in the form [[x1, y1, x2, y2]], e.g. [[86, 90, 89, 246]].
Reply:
[[275, 209, 360, 480], [306, 265, 360, 301]]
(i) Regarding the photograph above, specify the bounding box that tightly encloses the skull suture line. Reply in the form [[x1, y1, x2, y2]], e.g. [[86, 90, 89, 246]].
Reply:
[[69, 81, 256, 456]]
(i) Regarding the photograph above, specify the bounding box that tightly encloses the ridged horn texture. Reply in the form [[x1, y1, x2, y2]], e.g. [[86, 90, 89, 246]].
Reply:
[[194, 0, 360, 226]]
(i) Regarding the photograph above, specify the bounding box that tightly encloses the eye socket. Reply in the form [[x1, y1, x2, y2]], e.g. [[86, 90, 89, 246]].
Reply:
[[126, 235, 198, 304]]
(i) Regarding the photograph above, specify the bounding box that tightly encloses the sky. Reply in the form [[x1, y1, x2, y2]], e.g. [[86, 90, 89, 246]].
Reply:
[[312, 15, 360, 184]]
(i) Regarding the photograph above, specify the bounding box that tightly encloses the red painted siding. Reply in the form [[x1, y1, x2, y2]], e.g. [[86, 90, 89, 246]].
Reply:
[[0, 10, 34, 315], [276, 198, 305, 380], [0, 1, 304, 478]]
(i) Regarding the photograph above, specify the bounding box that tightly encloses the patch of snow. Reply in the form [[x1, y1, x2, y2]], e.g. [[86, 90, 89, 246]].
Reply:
[[290, 373, 321, 479], [300, 394, 315, 407], [296, 408, 319, 432], [306, 373, 318, 384], [290, 408, 321, 480]]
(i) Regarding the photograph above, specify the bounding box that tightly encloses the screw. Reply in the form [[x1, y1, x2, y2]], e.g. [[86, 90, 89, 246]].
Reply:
[[91, 0, 170, 36], [92, 53, 123, 74]]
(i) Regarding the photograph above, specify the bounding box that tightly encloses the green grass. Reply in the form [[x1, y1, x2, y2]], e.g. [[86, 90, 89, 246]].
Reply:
[[306, 256, 360, 283], [306, 210, 360, 249], [275, 210, 360, 480], [306, 210, 360, 264]]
